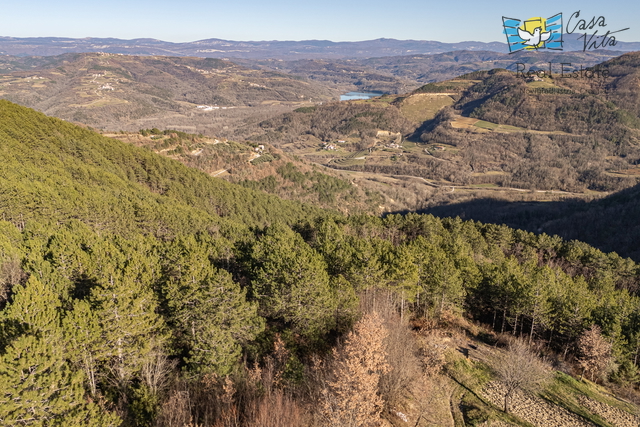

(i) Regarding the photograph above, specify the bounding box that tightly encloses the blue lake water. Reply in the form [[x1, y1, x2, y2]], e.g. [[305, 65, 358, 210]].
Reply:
[[340, 91, 385, 101]]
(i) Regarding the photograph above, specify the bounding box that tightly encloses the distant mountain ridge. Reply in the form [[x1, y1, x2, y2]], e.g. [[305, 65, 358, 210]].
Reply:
[[2, 35, 639, 59]]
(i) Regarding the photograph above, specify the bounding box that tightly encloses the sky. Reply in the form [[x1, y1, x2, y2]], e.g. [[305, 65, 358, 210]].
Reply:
[[0, 0, 638, 43]]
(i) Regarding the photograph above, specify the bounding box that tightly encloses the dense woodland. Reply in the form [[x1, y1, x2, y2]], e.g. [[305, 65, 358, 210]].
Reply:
[[2, 100, 640, 425], [424, 177, 640, 263]]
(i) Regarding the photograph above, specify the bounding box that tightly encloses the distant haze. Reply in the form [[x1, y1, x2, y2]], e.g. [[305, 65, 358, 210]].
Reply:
[[1, 35, 639, 60]]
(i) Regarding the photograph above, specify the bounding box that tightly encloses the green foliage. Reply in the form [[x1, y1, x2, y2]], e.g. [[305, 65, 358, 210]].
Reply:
[[160, 236, 263, 374], [0, 100, 324, 238], [0, 277, 120, 426], [248, 223, 336, 340], [2, 100, 640, 424]]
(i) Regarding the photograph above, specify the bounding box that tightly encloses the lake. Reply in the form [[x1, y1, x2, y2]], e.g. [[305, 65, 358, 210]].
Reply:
[[340, 91, 385, 101]]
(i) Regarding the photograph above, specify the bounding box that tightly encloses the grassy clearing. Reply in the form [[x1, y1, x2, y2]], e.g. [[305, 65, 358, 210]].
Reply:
[[362, 94, 399, 105], [526, 80, 560, 89], [545, 373, 638, 416], [445, 351, 532, 426], [399, 93, 455, 123], [475, 120, 500, 130]]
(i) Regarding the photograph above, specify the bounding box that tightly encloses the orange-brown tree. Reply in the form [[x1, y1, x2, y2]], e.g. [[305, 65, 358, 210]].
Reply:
[[319, 311, 390, 427], [577, 324, 613, 381]]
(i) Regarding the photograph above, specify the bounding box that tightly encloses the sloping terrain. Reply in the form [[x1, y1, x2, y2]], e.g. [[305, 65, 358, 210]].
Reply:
[[104, 128, 393, 214], [0, 52, 338, 133], [240, 50, 620, 92], [424, 180, 640, 262], [237, 60, 640, 196], [0, 99, 326, 235]]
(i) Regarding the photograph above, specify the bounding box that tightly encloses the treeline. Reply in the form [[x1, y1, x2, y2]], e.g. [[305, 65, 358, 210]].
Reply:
[[423, 180, 640, 263], [3, 213, 640, 425]]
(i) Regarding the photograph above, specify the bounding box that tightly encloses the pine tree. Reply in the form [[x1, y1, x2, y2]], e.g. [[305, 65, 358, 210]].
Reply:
[[0, 276, 120, 426], [410, 236, 465, 316], [161, 236, 263, 374], [90, 264, 167, 391], [63, 300, 105, 397], [250, 224, 336, 339]]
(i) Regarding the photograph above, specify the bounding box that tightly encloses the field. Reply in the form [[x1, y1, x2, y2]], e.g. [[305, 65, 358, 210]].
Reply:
[[399, 93, 456, 123], [450, 115, 571, 135]]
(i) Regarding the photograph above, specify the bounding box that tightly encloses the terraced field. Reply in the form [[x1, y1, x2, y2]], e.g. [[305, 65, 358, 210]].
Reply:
[[331, 150, 368, 166]]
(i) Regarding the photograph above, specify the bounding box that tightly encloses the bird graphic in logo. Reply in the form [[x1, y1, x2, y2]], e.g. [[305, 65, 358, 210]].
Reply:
[[503, 13, 564, 53], [518, 23, 551, 48]]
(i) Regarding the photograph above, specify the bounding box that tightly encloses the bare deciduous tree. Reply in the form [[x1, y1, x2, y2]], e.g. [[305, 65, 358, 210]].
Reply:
[[577, 324, 613, 382], [492, 339, 551, 413]]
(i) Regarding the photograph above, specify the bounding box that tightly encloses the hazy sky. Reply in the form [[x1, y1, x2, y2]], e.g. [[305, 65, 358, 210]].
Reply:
[[0, 0, 637, 43]]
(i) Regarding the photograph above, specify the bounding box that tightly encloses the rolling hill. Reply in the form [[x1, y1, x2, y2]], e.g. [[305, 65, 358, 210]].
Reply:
[[242, 52, 640, 201], [0, 99, 327, 235], [0, 52, 338, 134], [239, 49, 621, 92]]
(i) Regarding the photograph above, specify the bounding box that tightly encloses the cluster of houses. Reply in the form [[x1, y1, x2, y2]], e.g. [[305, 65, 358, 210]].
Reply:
[[322, 140, 349, 151], [526, 75, 544, 82], [186, 66, 215, 75]]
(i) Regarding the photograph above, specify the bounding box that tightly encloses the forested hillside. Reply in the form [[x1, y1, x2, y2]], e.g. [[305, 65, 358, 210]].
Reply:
[[245, 52, 640, 197], [2, 100, 640, 425], [0, 99, 326, 235], [425, 180, 640, 262]]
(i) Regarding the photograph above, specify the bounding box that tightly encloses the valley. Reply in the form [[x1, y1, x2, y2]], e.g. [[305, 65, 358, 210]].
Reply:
[[2, 38, 640, 427], [4, 50, 640, 220]]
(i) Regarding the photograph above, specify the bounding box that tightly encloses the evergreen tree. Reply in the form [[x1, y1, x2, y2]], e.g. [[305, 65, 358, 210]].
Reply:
[[161, 237, 263, 374], [249, 223, 336, 340], [90, 263, 167, 391], [0, 277, 119, 426]]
